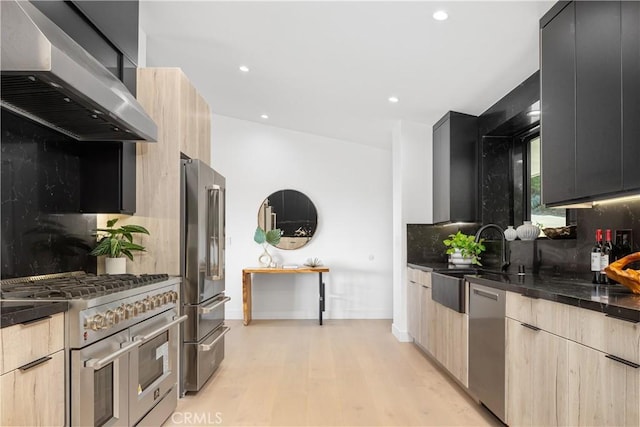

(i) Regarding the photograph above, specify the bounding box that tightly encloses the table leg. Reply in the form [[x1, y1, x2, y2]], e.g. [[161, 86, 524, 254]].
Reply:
[[319, 272, 324, 325], [243, 271, 252, 326]]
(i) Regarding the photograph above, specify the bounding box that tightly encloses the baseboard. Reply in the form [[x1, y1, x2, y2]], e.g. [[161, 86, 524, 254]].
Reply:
[[392, 322, 412, 342]]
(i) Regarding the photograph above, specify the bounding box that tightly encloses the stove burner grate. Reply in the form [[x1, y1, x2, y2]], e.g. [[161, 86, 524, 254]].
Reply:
[[0, 273, 170, 299]]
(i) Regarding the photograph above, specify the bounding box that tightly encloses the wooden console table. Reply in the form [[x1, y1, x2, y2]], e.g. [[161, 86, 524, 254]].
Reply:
[[242, 267, 330, 326]]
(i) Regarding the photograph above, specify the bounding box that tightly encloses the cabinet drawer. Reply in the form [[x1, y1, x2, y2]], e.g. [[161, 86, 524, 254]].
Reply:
[[507, 291, 640, 364], [407, 267, 420, 284], [417, 271, 432, 287], [0, 349, 65, 426], [0, 312, 64, 374]]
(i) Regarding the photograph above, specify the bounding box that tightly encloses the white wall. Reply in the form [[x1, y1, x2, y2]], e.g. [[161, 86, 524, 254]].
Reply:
[[391, 120, 432, 341], [210, 115, 393, 320]]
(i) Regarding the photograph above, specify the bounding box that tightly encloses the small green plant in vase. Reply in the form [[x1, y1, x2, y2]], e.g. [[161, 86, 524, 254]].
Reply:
[[443, 231, 485, 266], [90, 218, 150, 274], [254, 226, 282, 267]]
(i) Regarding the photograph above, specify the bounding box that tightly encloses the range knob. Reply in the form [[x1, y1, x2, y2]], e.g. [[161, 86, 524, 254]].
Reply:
[[114, 306, 125, 323], [143, 297, 152, 311], [86, 314, 105, 331], [124, 304, 135, 319], [161, 292, 170, 304], [135, 301, 146, 314], [152, 295, 162, 308], [104, 310, 116, 328], [169, 291, 179, 303]]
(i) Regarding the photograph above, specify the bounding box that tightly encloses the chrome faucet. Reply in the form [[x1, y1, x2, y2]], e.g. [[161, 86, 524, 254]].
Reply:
[[474, 224, 510, 272]]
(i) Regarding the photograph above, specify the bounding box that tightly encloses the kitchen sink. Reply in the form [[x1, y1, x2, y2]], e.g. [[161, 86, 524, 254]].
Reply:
[[431, 271, 470, 313]]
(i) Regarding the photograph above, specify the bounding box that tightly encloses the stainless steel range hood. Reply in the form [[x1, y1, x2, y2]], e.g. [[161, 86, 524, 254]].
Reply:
[[0, 0, 157, 142]]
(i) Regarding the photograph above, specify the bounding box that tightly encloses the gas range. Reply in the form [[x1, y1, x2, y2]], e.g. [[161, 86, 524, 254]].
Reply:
[[0, 271, 181, 348]]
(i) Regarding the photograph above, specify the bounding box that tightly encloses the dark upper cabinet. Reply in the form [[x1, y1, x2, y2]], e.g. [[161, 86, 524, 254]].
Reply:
[[30, 0, 140, 214], [540, 1, 640, 206], [575, 1, 621, 199], [540, 1, 576, 205], [622, 1, 640, 190], [432, 111, 478, 223], [71, 1, 139, 65]]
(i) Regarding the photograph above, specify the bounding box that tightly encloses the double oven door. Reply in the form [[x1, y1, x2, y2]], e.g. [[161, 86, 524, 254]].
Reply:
[[71, 310, 185, 426]]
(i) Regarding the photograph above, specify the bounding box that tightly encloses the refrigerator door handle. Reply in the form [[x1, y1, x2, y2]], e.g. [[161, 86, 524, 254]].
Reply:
[[206, 185, 223, 280]]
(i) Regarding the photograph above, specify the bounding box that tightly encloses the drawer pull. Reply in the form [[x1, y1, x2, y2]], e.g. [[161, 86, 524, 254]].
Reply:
[[20, 315, 51, 326], [199, 296, 231, 314], [473, 289, 498, 301], [605, 354, 640, 369], [605, 313, 639, 324], [421, 285, 431, 289], [18, 356, 52, 372], [521, 323, 541, 332], [199, 326, 230, 352]]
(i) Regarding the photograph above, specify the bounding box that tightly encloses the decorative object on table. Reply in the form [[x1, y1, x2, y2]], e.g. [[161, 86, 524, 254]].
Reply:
[[254, 226, 282, 267], [542, 225, 577, 239], [443, 231, 485, 266], [90, 218, 150, 274], [516, 221, 540, 241], [503, 226, 518, 241], [304, 257, 323, 267], [604, 252, 640, 294]]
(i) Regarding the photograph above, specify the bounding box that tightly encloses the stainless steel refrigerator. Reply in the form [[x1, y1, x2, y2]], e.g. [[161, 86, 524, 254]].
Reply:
[[180, 158, 230, 394]]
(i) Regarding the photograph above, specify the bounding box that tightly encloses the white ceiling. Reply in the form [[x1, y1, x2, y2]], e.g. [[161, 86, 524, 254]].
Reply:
[[140, 1, 554, 149]]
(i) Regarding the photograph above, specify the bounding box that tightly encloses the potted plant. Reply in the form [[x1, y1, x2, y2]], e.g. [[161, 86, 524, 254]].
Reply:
[[90, 218, 150, 274], [443, 231, 485, 266], [254, 226, 282, 267]]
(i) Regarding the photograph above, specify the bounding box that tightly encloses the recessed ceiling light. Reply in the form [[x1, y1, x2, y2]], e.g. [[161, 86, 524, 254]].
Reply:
[[388, 96, 399, 103], [239, 65, 250, 73], [260, 114, 269, 119], [433, 10, 448, 21]]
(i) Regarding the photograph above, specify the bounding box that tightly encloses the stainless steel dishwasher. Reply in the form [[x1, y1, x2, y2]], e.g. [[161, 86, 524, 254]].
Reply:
[[468, 281, 506, 423]]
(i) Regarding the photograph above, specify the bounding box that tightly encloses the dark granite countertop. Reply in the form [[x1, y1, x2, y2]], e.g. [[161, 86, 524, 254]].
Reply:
[[1, 300, 69, 328], [408, 262, 640, 322]]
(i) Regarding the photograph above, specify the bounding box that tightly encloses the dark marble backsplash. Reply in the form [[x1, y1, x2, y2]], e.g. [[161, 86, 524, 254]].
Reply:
[[408, 199, 640, 278], [1, 110, 97, 278]]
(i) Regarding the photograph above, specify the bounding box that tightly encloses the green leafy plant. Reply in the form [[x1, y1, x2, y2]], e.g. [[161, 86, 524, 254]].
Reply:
[[90, 218, 150, 261], [254, 226, 282, 247], [443, 231, 486, 266]]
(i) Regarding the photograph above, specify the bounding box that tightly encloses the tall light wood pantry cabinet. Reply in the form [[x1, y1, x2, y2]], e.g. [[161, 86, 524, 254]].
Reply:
[[100, 68, 213, 275]]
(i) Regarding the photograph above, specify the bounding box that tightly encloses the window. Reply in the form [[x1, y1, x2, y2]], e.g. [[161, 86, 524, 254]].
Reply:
[[528, 135, 566, 228]]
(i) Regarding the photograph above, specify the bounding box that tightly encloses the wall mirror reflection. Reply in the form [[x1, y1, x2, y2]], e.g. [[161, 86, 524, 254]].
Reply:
[[258, 189, 318, 250]]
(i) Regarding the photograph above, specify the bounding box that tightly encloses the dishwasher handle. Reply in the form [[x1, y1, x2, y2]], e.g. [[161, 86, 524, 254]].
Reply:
[[473, 288, 499, 301]]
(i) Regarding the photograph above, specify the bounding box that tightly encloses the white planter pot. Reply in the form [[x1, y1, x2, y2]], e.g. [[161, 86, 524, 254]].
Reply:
[[105, 257, 126, 275], [450, 250, 473, 267]]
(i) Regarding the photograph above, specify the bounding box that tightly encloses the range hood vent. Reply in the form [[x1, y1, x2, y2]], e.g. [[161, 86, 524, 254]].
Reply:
[[0, 0, 157, 142]]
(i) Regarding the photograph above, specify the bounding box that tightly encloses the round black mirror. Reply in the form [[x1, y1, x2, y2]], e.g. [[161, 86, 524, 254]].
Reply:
[[257, 189, 318, 250]]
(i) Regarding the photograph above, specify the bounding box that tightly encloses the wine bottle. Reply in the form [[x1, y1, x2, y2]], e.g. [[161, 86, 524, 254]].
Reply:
[[600, 229, 613, 284], [591, 229, 603, 284]]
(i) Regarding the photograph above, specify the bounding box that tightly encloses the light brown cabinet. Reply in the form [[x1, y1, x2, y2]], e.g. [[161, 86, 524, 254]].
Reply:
[[431, 301, 468, 387], [506, 291, 640, 426], [407, 276, 420, 341], [418, 282, 432, 351], [102, 68, 213, 275], [567, 341, 640, 427], [0, 313, 65, 426], [505, 317, 569, 426]]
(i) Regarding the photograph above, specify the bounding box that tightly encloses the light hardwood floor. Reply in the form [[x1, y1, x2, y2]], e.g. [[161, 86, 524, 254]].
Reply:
[[165, 320, 501, 427]]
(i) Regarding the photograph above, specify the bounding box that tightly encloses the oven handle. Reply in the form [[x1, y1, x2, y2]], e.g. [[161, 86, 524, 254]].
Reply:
[[199, 326, 230, 352], [199, 296, 231, 314], [134, 315, 188, 343], [85, 339, 141, 370]]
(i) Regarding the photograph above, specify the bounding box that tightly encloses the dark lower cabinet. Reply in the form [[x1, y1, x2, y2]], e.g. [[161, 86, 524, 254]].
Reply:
[[540, 1, 640, 206], [432, 112, 478, 223]]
